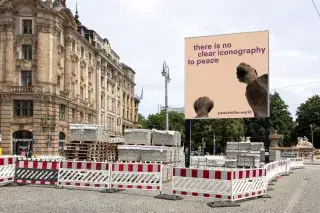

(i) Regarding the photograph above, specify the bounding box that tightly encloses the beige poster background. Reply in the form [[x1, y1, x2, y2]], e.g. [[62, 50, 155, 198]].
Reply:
[[185, 30, 269, 119]]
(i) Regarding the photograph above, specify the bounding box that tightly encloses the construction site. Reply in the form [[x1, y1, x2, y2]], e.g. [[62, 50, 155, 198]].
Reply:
[[61, 124, 183, 164]]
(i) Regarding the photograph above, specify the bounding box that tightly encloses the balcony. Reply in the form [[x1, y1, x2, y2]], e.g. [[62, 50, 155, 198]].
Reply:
[[7, 86, 43, 94]]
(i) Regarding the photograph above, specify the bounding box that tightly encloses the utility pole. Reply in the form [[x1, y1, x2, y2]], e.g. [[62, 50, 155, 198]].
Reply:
[[311, 124, 314, 163], [161, 61, 170, 130], [213, 130, 216, 155]]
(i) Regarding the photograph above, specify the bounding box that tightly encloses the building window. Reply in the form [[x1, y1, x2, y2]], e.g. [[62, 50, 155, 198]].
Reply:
[[22, 19, 32, 34], [13, 100, 33, 117], [101, 95, 105, 108], [57, 31, 61, 43], [80, 87, 84, 99], [107, 97, 110, 110], [88, 90, 91, 103], [89, 53, 92, 64], [112, 100, 115, 112], [88, 72, 92, 84], [112, 85, 115, 94], [117, 104, 120, 115], [72, 40, 76, 52], [101, 113, 104, 126], [57, 76, 61, 88], [21, 71, 32, 86], [21, 44, 32, 60], [80, 111, 84, 123], [107, 81, 109, 92], [81, 46, 84, 58], [59, 104, 66, 120], [101, 77, 105, 88], [88, 113, 92, 123], [117, 87, 120, 97], [72, 108, 76, 123]]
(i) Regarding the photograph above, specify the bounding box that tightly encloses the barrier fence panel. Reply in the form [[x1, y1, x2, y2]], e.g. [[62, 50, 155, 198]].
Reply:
[[289, 158, 304, 169], [0, 156, 16, 185], [172, 167, 233, 201], [110, 162, 163, 192], [57, 161, 111, 190], [264, 161, 277, 183], [14, 160, 59, 186], [232, 168, 267, 201]]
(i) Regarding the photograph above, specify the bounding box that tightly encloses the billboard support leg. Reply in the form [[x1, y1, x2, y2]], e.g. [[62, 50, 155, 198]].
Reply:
[[264, 117, 270, 164], [185, 119, 191, 168]]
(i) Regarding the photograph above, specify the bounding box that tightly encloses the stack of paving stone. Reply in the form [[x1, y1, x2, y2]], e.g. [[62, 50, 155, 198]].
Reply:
[[117, 145, 183, 163], [224, 141, 264, 168], [124, 129, 152, 145], [152, 129, 181, 147]]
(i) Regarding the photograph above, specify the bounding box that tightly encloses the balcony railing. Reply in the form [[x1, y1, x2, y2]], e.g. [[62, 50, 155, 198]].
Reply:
[[8, 86, 43, 94]]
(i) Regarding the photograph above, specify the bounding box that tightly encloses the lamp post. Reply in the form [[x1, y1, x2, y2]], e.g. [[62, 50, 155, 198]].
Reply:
[[161, 61, 171, 131], [310, 124, 314, 163]]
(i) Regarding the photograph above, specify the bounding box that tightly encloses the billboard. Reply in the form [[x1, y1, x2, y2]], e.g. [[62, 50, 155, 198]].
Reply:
[[185, 30, 269, 119]]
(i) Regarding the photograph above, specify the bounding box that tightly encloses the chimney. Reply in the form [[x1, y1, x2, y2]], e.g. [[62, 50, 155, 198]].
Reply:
[[45, 0, 53, 8]]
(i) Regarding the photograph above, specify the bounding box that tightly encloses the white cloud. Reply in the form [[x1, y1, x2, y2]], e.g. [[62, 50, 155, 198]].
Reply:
[[68, 0, 320, 116]]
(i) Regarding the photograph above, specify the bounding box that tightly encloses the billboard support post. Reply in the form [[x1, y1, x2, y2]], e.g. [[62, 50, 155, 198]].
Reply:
[[264, 117, 270, 163], [185, 119, 191, 168]]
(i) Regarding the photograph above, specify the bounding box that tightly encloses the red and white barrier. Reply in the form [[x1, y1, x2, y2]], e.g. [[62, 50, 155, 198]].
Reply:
[[110, 162, 163, 192], [232, 168, 267, 201], [288, 158, 304, 169], [172, 168, 233, 200], [57, 161, 111, 190], [172, 167, 267, 202], [0, 156, 15, 185], [14, 160, 60, 185]]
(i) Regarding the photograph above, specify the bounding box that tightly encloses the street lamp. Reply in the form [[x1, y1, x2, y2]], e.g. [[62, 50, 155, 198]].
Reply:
[[162, 61, 171, 131], [310, 124, 314, 163]]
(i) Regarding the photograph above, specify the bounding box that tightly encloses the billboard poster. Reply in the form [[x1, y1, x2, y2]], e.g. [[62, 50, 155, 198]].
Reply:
[[185, 30, 269, 119]]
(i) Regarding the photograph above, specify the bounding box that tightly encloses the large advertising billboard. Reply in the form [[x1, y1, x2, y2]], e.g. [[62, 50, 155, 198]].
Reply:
[[185, 30, 269, 119]]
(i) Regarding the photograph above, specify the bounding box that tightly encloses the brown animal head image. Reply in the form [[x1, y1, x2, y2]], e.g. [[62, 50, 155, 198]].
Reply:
[[193, 96, 214, 118], [236, 62, 258, 84]]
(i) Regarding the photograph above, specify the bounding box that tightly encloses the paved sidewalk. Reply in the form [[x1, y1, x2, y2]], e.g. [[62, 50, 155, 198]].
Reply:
[[0, 166, 320, 213]]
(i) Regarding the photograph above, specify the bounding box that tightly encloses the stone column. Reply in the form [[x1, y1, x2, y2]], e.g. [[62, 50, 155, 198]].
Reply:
[[0, 28, 4, 82], [64, 35, 72, 93], [36, 22, 53, 84], [4, 21, 14, 83]]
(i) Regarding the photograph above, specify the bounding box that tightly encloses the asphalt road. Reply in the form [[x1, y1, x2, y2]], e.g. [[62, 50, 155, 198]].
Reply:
[[1, 165, 320, 213]]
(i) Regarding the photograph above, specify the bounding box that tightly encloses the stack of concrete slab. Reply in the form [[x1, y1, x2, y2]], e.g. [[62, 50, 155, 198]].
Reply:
[[152, 130, 181, 147], [238, 154, 260, 168], [124, 129, 152, 146], [251, 142, 264, 151], [117, 145, 182, 163], [269, 150, 281, 162], [70, 124, 108, 141]]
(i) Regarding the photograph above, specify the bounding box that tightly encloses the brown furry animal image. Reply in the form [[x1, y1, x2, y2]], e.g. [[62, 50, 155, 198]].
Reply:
[[193, 96, 214, 118], [236, 62, 268, 117]]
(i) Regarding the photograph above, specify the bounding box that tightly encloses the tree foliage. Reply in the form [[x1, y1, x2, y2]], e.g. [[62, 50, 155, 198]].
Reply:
[[244, 92, 295, 146], [295, 95, 320, 148]]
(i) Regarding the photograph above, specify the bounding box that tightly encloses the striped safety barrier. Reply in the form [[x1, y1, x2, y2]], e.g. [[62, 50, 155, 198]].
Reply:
[[57, 161, 111, 190], [172, 167, 267, 202], [14, 160, 60, 185], [288, 158, 304, 169], [232, 168, 267, 201], [110, 162, 163, 192], [0, 156, 16, 185], [172, 168, 233, 200]]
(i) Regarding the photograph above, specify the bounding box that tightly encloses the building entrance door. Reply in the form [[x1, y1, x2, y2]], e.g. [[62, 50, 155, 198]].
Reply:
[[12, 130, 34, 157]]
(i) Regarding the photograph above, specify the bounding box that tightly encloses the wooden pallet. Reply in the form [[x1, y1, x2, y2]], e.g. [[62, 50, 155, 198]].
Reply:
[[64, 141, 118, 162]]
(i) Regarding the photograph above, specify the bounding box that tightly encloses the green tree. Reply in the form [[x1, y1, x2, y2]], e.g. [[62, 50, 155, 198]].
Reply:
[[244, 92, 295, 146], [145, 110, 185, 142], [138, 113, 148, 129], [295, 95, 320, 148], [191, 119, 245, 154]]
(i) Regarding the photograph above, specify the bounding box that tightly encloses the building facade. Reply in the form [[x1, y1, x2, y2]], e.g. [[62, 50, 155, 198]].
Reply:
[[0, 0, 140, 156]]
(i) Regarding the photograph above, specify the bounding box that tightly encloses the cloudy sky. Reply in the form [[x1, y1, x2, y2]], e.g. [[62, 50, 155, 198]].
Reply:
[[67, 0, 320, 118]]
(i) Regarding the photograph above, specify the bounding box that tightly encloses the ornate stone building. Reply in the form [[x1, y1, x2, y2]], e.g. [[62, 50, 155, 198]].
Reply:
[[0, 0, 141, 156]]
